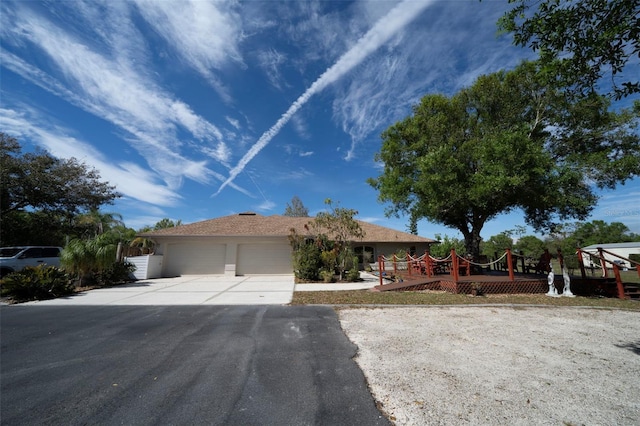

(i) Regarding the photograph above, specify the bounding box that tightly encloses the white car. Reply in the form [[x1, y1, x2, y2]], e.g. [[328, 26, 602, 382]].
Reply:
[[0, 246, 63, 276]]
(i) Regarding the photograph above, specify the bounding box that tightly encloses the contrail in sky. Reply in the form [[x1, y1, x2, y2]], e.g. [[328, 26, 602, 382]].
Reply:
[[215, 0, 434, 196]]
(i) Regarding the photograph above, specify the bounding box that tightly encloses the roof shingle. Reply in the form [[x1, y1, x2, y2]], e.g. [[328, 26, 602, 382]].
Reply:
[[139, 213, 434, 243]]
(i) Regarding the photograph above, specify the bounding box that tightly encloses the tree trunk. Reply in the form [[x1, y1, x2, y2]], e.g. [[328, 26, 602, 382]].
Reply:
[[463, 228, 483, 259]]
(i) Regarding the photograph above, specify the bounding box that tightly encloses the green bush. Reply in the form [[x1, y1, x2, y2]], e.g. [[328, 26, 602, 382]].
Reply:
[[345, 268, 360, 282], [320, 250, 338, 272], [0, 266, 74, 302], [96, 261, 136, 286], [293, 242, 323, 281], [320, 269, 336, 283]]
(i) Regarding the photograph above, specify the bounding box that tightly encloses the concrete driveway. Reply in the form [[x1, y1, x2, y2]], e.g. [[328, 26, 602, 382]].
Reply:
[[21, 275, 295, 306]]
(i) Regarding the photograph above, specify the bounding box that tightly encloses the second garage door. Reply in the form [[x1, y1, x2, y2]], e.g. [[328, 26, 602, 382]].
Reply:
[[236, 243, 292, 275], [164, 243, 226, 276]]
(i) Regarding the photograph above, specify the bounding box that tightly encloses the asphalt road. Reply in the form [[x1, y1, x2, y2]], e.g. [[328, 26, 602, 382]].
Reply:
[[1, 305, 389, 425]]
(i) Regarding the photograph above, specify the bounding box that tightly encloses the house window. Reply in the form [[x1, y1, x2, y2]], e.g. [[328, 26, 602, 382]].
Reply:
[[354, 246, 375, 265]]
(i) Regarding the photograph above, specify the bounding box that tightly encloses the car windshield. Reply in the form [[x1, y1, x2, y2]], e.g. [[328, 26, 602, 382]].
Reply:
[[0, 248, 23, 257]]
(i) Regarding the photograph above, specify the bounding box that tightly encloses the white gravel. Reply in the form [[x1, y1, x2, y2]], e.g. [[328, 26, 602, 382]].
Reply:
[[339, 306, 640, 425]]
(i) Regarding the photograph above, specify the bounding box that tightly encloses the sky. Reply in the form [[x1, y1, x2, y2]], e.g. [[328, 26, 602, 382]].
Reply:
[[2, 0, 639, 241]]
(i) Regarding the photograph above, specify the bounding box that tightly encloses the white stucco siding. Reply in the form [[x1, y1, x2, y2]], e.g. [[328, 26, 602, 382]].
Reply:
[[236, 243, 292, 275], [164, 242, 226, 276]]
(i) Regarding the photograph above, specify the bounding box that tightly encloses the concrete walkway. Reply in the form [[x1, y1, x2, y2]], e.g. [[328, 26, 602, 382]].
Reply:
[[15, 272, 381, 306], [294, 272, 381, 291], [21, 275, 295, 306]]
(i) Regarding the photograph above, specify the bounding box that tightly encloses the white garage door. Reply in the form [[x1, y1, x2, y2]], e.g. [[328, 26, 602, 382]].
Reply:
[[165, 243, 226, 276], [237, 243, 292, 275]]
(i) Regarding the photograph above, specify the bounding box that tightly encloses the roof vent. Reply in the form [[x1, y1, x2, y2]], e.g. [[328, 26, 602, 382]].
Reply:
[[239, 212, 257, 216]]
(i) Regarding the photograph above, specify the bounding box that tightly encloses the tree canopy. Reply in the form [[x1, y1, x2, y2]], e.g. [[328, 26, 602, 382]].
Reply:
[[290, 199, 365, 281], [546, 220, 640, 252], [499, 0, 640, 99], [0, 133, 120, 245], [283, 196, 309, 217], [368, 62, 640, 258]]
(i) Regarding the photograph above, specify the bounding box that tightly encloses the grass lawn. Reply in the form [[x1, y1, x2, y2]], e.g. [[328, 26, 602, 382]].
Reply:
[[291, 290, 640, 310]]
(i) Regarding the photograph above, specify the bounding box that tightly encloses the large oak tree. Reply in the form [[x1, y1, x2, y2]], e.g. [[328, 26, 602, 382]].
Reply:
[[368, 62, 640, 258], [499, 0, 640, 99], [0, 133, 120, 245]]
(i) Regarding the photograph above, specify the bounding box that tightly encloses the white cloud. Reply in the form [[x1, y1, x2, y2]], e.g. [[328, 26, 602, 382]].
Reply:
[[257, 48, 287, 90], [291, 114, 310, 139], [225, 116, 241, 130], [1, 4, 238, 192], [358, 216, 383, 224], [132, 0, 244, 100], [215, 0, 436, 195], [0, 108, 182, 207], [332, 1, 530, 161], [254, 200, 276, 212]]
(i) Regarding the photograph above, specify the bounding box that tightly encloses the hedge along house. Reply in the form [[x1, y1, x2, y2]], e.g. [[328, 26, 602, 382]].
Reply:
[[137, 212, 436, 277]]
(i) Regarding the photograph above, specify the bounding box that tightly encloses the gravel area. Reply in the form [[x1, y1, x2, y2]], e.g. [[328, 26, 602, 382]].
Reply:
[[339, 306, 640, 425]]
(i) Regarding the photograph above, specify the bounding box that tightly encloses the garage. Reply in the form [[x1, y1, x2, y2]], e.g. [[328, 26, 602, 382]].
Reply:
[[140, 212, 435, 278], [164, 243, 226, 276], [236, 243, 292, 275]]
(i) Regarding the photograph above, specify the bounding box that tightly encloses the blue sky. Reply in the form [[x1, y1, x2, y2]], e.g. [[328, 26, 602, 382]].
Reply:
[[2, 0, 639, 240]]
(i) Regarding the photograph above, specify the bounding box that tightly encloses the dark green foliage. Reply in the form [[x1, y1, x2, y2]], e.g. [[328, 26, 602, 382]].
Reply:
[[369, 62, 640, 258], [311, 199, 365, 279], [481, 232, 514, 258], [289, 201, 365, 281], [499, 0, 640, 99], [95, 262, 136, 286], [345, 268, 360, 282], [430, 234, 466, 258], [0, 266, 73, 302], [292, 241, 323, 281], [153, 218, 182, 230], [0, 133, 120, 246], [283, 196, 309, 217], [514, 235, 547, 258], [544, 220, 640, 255]]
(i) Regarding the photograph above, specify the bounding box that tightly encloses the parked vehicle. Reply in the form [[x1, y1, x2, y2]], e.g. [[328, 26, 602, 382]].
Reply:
[[0, 246, 63, 277]]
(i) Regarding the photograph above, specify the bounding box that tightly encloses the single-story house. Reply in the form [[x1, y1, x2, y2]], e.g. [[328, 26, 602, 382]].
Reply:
[[135, 212, 436, 277], [580, 242, 640, 269]]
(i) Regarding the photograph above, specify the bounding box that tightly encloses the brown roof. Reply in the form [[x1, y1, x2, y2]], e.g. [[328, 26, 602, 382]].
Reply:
[[140, 213, 435, 243]]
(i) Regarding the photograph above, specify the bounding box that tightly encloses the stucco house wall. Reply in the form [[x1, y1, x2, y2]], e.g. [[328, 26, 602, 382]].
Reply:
[[139, 213, 435, 277]]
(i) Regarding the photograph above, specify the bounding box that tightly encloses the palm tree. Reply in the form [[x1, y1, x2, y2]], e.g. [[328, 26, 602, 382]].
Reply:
[[76, 209, 124, 238], [61, 233, 119, 286]]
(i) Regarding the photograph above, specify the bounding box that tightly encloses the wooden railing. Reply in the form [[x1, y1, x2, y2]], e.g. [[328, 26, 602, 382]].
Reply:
[[576, 247, 640, 299]]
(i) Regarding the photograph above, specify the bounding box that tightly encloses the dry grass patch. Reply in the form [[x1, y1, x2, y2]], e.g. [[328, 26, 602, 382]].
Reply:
[[291, 289, 640, 310]]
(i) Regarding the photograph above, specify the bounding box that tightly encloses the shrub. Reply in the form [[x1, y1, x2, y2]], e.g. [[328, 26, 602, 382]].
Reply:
[[96, 261, 136, 286], [320, 269, 336, 283], [0, 266, 73, 302], [320, 250, 338, 272], [345, 268, 360, 282], [293, 242, 323, 281]]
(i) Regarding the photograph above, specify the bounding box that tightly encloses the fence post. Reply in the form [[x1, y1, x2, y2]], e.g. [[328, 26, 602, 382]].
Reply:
[[393, 254, 397, 276], [378, 255, 384, 286], [407, 253, 412, 277], [450, 248, 459, 282], [506, 248, 515, 281], [576, 249, 587, 279], [612, 264, 626, 299], [597, 247, 608, 278], [557, 248, 564, 270]]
